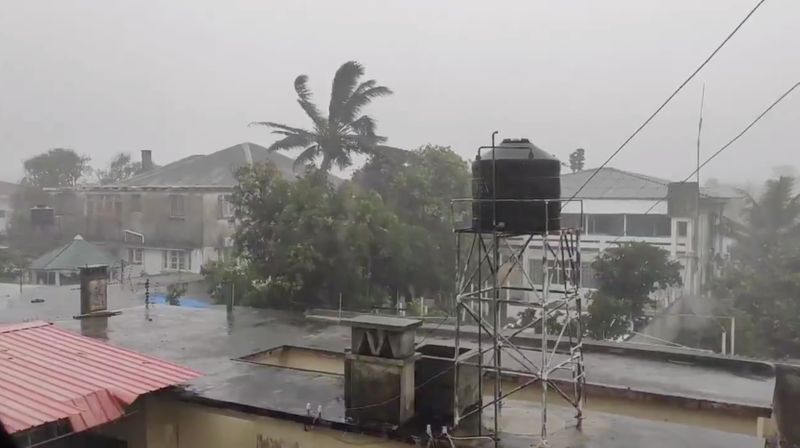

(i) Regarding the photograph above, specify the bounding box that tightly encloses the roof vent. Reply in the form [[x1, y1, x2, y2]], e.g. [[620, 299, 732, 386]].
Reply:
[[342, 316, 421, 425]]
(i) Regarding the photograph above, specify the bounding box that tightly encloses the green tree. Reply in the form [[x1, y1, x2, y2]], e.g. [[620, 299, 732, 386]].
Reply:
[[714, 176, 800, 358], [568, 148, 585, 173], [353, 144, 470, 304], [96, 153, 142, 185], [23, 148, 91, 188], [252, 61, 393, 172], [227, 162, 402, 309], [587, 242, 682, 339]]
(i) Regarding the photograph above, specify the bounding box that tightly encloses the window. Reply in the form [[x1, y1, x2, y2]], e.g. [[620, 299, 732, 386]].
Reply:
[[625, 214, 671, 237], [162, 250, 191, 271], [586, 214, 624, 236], [0, 210, 5, 218], [560, 213, 583, 230], [581, 262, 599, 289], [130, 194, 142, 213], [169, 195, 185, 218], [677, 221, 688, 237], [127, 248, 143, 265], [218, 194, 234, 219]]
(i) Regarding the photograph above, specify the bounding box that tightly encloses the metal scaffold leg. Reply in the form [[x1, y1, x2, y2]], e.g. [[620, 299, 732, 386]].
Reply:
[[452, 220, 586, 448]]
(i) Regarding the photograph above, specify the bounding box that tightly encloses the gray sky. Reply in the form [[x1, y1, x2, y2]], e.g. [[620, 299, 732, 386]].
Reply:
[[1, 0, 798, 185]]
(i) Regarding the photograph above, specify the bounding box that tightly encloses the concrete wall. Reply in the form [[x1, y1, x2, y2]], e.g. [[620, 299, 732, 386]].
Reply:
[[109, 397, 409, 448], [200, 193, 234, 248], [52, 189, 233, 275], [58, 191, 212, 248], [0, 195, 10, 234], [773, 363, 800, 446], [124, 247, 205, 275]]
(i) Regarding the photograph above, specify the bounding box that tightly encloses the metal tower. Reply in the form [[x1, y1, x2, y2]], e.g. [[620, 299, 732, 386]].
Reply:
[[451, 197, 586, 447]]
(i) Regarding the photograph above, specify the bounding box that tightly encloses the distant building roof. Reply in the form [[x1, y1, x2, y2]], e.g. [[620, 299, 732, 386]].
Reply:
[[0, 180, 18, 196], [0, 321, 200, 434], [29, 235, 120, 271], [561, 167, 742, 200], [117, 142, 339, 188]]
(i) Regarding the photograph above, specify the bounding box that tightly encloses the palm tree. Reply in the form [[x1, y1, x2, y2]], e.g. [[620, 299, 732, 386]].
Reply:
[[728, 176, 800, 261], [252, 61, 393, 172]]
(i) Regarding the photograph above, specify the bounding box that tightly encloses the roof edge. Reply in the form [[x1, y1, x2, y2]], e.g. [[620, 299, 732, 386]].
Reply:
[[0, 321, 52, 334]]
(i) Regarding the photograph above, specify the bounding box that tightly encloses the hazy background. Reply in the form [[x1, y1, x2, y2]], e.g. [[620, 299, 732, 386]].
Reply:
[[1, 0, 797, 184]]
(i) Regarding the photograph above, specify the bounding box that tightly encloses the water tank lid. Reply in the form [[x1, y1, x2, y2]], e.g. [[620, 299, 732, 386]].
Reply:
[[479, 138, 558, 161]]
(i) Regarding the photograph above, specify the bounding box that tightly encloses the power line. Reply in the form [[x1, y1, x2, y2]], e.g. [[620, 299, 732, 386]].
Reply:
[[565, 0, 769, 204], [608, 80, 800, 242]]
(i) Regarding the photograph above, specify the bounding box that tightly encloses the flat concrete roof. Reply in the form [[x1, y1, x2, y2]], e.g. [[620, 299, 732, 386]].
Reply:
[[341, 314, 422, 331], [0, 280, 771, 448], [46, 304, 773, 446]]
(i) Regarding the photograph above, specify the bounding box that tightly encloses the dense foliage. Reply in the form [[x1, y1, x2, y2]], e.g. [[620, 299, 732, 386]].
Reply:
[[587, 242, 682, 339], [713, 176, 800, 358], [95, 153, 143, 185], [23, 148, 91, 188], [205, 143, 469, 311], [568, 148, 585, 173]]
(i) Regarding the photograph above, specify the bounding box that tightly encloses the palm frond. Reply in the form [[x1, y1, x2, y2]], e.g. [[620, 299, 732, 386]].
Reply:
[[293, 145, 321, 170], [342, 134, 385, 157], [267, 134, 314, 152], [294, 75, 326, 128], [349, 115, 378, 136], [334, 152, 353, 171], [341, 85, 393, 124], [329, 61, 364, 123], [250, 121, 314, 137]]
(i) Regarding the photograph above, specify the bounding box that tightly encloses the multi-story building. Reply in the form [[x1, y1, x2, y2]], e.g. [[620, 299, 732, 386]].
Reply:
[[51, 142, 305, 276], [0, 180, 18, 237], [502, 167, 742, 302]]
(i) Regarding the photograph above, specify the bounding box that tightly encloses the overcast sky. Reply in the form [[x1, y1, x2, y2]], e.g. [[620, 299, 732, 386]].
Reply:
[[1, 0, 798, 185]]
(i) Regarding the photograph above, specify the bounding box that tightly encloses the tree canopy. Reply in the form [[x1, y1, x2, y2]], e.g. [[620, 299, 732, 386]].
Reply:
[[95, 153, 142, 185], [23, 148, 91, 188], [587, 242, 682, 339], [209, 144, 470, 311], [252, 61, 393, 172], [714, 176, 800, 358], [568, 148, 585, 173]]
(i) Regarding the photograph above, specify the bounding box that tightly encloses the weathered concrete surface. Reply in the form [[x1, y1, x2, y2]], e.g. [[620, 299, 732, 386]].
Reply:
[[0, 275, 206, 324], [418, 327, 774, 408], [491, 400, 764, 448], [774, 363, 800, 447], [415, 344, 481, 426], [41, 305, 776, 447], [345, 353, 416, 425]]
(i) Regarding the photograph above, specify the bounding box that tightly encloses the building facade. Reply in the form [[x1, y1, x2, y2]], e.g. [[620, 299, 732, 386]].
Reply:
[[0, 180, 18, 237], [501, 167, 742, 303], [49, 143, 306, 276]]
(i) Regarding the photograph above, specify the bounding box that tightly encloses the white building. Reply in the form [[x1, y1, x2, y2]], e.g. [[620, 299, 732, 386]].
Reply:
[[502, 167, 741, 302]]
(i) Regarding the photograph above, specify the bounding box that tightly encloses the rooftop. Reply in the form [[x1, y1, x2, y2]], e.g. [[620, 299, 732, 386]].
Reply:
[[28, 235, 120, 271], [562, 167, 742, 200], [49, 303, 774, 447], [0, 320, 199, 434], [117, 142, 300, 188], [0, 180, 18, 196]]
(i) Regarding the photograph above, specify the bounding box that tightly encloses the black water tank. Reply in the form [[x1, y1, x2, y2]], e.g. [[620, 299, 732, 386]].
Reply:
[[472, 138, 561, 234]]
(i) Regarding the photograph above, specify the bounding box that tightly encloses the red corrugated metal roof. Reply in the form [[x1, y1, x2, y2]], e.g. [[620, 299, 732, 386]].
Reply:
[[0, 321, 200, 434]]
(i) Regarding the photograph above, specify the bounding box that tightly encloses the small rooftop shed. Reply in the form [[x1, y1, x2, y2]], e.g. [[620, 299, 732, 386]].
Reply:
[[28, 235, 120, 285]]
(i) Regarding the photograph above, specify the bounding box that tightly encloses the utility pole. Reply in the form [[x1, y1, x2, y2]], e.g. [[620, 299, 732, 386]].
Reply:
[[694, 84, 705, 296], [144, 278, 150, 308]]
